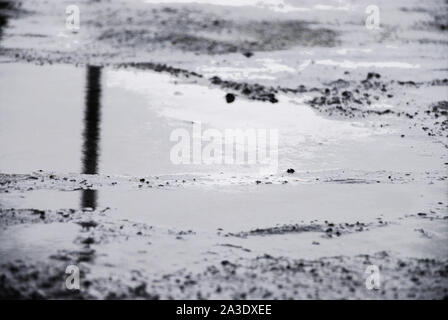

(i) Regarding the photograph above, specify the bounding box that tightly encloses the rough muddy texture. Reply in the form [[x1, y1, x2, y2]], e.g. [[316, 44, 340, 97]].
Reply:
[[2, 252, 447, 299], [1, 0, 448, 300], [96, 7, 338, 55]]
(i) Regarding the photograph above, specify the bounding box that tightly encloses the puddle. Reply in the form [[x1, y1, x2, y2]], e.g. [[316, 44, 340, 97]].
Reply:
[[1, 182, 445, 232], [0, 222, 80, 262], [1, 184, 445, 265], [1, 63, 443, 177], [226, 217, 448, 260]]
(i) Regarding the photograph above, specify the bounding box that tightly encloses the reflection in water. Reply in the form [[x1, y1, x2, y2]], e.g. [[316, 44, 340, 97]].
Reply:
[[0, 1, 12, 41], [81, 66, 102, 209]]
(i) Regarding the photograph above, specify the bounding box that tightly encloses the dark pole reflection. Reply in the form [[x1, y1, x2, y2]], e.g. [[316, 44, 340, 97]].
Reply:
[[81, 66, 102, 209], [0, 1, 13, 42]]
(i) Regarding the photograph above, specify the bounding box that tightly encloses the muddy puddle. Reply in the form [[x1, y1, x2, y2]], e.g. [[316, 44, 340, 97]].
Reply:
[[1, 182, 446, 231], [1, 63, 445, 176]]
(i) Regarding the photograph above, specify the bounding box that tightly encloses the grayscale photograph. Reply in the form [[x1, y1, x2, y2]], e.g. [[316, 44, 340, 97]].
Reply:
[[0, 0, 447, 303]]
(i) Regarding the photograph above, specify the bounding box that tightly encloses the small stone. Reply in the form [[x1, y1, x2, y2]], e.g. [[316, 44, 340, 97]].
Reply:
[[286, 168, 295, 174], [81, 237, 95, 245], [221, 260, 230, 266], [225, 93, 235, 103], [417, 212, 427, 216]]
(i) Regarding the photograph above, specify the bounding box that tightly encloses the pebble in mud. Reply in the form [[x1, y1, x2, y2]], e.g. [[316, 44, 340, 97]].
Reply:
[[225, 93, 235, 103]]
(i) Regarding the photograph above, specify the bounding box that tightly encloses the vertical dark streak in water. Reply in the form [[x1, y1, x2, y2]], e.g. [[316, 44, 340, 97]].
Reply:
[[81, 66, 102, 209], [0, 1, 13, 42]]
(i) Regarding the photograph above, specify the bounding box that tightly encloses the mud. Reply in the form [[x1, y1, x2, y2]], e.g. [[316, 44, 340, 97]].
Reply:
[[225, 220, 389, 238], [2, 251, 447, 299]]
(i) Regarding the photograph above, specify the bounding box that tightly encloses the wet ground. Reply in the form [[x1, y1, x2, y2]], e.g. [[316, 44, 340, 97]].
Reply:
[[0, 0, 447, 299]]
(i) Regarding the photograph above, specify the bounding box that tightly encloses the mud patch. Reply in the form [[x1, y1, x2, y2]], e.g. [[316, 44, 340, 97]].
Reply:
[[2, 252, 446, 299], [94, 7, 339, 55], [225, 220, 389, 239]]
